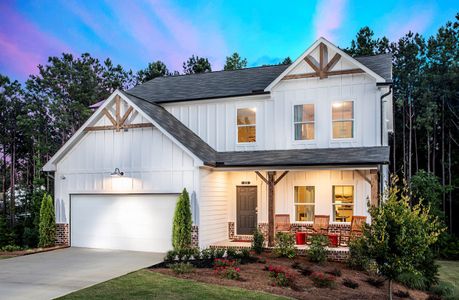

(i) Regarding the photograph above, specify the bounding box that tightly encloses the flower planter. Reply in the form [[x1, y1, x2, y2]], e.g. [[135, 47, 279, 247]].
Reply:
[[295, 232, 306, 245]]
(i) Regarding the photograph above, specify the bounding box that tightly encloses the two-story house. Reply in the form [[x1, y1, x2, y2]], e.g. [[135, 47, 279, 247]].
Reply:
[[44, 38, 392, 253]]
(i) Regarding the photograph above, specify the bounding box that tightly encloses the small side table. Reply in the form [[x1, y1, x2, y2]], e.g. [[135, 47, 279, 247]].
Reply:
[[327, 233, 340, 247], [295, 232, 307, 245]]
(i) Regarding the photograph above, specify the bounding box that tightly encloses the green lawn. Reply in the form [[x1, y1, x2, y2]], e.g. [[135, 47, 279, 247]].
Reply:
[[58, 270, 288, 300], [438, 260, 459, 298]]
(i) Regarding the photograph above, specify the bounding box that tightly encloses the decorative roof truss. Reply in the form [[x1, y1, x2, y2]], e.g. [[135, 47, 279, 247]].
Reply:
[[84, 95, 153, 132], [283, 43, 364, 80]]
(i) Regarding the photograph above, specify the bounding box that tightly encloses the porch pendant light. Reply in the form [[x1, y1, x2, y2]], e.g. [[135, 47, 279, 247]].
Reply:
[[110, 168, 124, 177]]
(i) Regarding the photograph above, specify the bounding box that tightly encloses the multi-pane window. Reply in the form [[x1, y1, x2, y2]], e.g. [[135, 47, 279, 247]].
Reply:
[[237, 108, 256, 143], [332, 101, 354, 139], [294, 186, 315, 221], [294, 104, 315, 140], [333, 185, 354, 222]]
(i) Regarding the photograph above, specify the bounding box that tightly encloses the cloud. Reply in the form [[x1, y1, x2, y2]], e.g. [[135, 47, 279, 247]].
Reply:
[[385, 6, 435, 40], [313, 0, 347, 42], [0, 2, 69, 79]]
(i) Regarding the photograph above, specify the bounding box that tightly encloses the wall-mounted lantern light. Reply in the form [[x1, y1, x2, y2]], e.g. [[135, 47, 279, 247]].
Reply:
[[110, 168, 124, 177]]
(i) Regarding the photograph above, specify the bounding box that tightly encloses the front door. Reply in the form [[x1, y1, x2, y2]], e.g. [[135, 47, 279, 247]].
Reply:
[[236, 186, 257, 235]]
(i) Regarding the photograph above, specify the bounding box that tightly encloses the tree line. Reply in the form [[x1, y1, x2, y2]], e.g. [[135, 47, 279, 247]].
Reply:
[[0, 14, 457, 249]]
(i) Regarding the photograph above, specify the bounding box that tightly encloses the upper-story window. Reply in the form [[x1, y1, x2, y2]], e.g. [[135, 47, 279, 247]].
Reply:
[[294, 104, 315, 140], [332, 101, 354, 139], [333, 185, 354, 222], [237, 108, 256, 143]]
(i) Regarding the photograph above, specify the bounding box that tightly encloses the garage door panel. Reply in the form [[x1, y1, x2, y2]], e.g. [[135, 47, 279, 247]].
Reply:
[[71, 194, 176, 252]]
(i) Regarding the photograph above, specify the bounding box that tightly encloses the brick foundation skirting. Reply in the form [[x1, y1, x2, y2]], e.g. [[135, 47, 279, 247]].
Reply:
[[191, 225, 199, 248], [56, 223, 69, 246]]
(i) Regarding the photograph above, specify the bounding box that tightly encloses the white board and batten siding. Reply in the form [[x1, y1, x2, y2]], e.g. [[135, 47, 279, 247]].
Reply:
[[163, 46, 386, 152], [54, 101, 200, 226], [198, 169, 229, 247]]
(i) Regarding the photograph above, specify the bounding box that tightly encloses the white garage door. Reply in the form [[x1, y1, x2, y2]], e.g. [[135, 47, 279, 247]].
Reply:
[[70, 194, 177, 252]]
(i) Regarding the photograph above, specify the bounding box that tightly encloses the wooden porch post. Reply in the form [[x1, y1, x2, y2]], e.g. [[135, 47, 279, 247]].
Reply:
[[370, 169, 379, 206], [255, 170, 289, 247], [267, 171, 276, 247]]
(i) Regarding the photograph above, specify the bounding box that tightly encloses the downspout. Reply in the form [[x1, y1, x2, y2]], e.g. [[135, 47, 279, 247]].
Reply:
[[379, 84, 392, 200]]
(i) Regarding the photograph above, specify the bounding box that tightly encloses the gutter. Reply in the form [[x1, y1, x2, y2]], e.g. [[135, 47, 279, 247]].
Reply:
[[380, 85, 392, 146]]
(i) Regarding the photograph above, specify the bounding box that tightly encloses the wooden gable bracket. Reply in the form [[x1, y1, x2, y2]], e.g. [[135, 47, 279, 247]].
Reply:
[[84, 96, 153, 132], [283, 43, 364, 80]]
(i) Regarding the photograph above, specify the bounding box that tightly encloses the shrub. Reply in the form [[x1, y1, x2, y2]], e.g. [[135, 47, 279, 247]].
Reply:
[[342, 278, 359, 289], [365, 276, 385, 288], [393, 290, 410, 298], [429, 281, 454, 299], [308, 235, 328, 263], [273, 232, 296, 258], [268, 265, 297, 287], [310, 272, 335, 288], [214, 248, 225, 258], [347, 237, 369, 270], [172, 188, 192, 250], [38, 193, 56, 248], [326, 267, 342, 277], [164, 250, 177, 262], [226, 248, 237, 259], [1, 245, 22, 252], [397, 271, 427, 290], [169, 262, 194, 274], [213, 258, 241, 280], [200, 248, 215, 260], [252, 228, 264, 254]]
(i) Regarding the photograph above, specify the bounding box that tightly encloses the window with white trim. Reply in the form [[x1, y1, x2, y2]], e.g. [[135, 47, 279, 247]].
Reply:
[[294, 186, 315, 221], [237, 108, 256, 143], [332, 101, 354, 139], [333, 185, 354, 222], [294, 104, 315, 140]]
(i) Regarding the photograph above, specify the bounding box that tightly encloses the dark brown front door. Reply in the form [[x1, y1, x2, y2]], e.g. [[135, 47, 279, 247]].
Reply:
[[237, 186, 257, 235]]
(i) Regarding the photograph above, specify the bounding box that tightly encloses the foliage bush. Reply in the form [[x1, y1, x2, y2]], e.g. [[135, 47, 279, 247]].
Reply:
[[347, 237, 369, 270], [435, 232, 459, 260], [326, 267, 342, 277], [267, 265, 297, 287], [359, 177, 444, 299], [225, 248, 237, 259], [172, 188, 192, 250], [342, 278, 359, 289], [273, 232, 296, 258], [200, 248, 215, 260], [251, 228, 264, 254], [429, 281, 454, 299], [397, 272, 427, 290], [0, 216, 15, 247], [1, 245, 23, 252], [38, 193, 56, 248], [310, 272, 335, 288], [308, 234, 328, 263], [213, 258, 241, 280], [169, 262, 194, 274]]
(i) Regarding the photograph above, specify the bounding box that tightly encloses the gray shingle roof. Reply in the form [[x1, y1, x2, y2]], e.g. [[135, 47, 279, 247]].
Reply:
[[127, 53, 392, 104], [127, 64, 289, 104], [216, 147, 390, 167], [124, 91, 389, 167], [355, 53, 392, 82]]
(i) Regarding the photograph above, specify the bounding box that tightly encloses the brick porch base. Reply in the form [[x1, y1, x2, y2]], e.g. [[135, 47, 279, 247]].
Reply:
[[56, 223, 69, 246]]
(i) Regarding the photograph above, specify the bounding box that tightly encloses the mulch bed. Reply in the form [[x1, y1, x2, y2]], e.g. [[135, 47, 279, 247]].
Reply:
[[0, 245, 68, 258], [150, 252, 429, 300]]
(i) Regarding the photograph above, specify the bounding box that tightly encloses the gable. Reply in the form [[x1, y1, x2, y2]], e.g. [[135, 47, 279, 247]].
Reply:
[[265, 38, 387, 91], [43, 91, 204, 171]]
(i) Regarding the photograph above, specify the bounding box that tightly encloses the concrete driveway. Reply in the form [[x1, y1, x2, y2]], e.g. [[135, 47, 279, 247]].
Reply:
[[0, 247, 164, 300]]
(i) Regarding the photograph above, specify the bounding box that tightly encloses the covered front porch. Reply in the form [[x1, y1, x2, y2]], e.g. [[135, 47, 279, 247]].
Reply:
[[199, 167, 382, 255]]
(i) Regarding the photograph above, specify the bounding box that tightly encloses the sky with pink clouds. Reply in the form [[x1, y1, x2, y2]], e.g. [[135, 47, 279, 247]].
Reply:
[[0, 0, 458, 81]]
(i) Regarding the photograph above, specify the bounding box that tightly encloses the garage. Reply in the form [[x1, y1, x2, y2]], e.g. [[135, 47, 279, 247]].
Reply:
[[70, 194, 177, 252]]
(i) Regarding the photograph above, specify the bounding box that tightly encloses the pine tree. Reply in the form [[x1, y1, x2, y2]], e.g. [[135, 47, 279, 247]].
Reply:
[[172, 188, 192, 250], [38, 193, 55, 248]]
